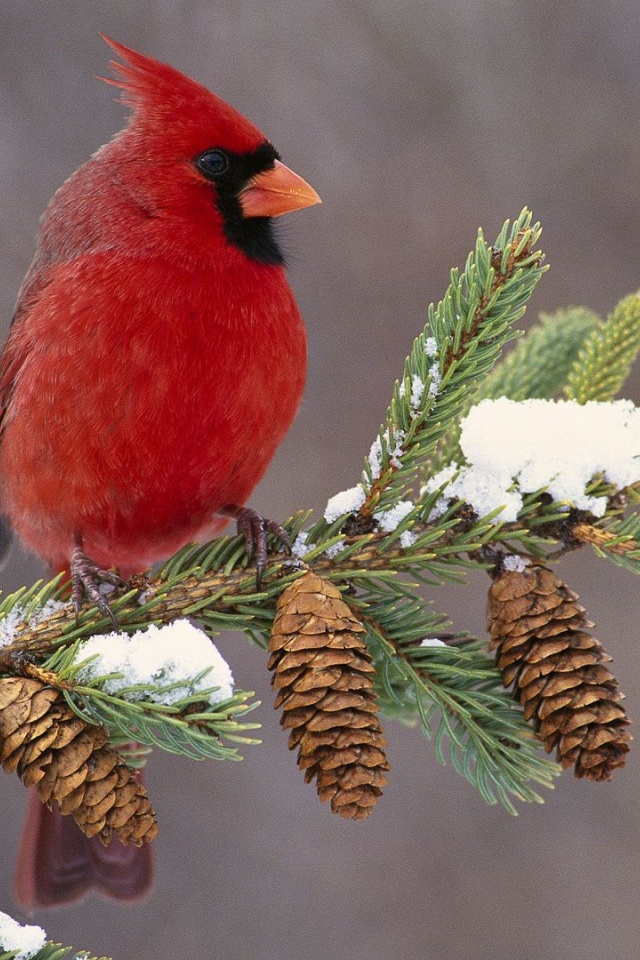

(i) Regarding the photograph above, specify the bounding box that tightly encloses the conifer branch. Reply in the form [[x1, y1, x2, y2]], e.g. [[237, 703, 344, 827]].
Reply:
[[353, 589, 558, 811], [352, 208, 546, 518], [565, 510, 640, 574], [565, 292, 640, 402], [479, 306, 602, 402], [2, 208, 640, 837]]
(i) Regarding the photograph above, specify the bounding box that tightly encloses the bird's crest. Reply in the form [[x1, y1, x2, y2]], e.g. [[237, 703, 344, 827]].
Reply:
[[98, 36, 266, 153]]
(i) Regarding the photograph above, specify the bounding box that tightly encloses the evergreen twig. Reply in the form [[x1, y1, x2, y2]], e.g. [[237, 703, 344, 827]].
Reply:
[[565, 292, 640, 402], [2, 208, 640, 843]]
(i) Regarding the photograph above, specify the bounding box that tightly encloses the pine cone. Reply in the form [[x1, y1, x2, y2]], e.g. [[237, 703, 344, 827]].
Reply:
[[269, 571, 389, 819], [487, 561, 631, 780], [0, 676, 157, 845]]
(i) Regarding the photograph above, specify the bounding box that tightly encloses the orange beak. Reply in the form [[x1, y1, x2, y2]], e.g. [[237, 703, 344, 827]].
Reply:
[[239, 160, 321, 218]]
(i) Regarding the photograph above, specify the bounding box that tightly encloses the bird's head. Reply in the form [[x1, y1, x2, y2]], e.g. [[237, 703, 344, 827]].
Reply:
[[99, 37, 320, 265]]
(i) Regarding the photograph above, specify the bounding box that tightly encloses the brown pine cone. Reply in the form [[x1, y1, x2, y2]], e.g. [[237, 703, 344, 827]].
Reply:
[[0, 675, 157, 845], [487, 560, 631, 781], [269, 571, 389, 819]]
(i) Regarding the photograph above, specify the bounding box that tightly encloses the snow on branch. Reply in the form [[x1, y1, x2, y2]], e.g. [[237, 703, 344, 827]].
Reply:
[[2, 210, 640, 906]]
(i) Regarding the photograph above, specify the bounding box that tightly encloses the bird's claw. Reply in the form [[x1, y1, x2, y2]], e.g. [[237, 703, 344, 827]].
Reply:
[[222, 506, 290, 589], [70, 542, 126, 629]]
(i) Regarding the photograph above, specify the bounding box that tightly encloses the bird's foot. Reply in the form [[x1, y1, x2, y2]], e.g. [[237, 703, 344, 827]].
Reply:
[[71, 539, 127, 629], [221, 505, 290, 588]]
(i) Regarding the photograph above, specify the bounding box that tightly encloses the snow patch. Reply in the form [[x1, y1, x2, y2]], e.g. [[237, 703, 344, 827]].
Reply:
[[0, 912, 46, 959], [375, 500, 414, 532], [502, 554, 529, 573], [0, 599, 66, 649], [368, 428, 405, 480], [424, 336, 439, 357], [73, 619, 234, 706], [324, 485, 366, 523], [427, 361, 442, 397], [399, 375, 425, 411], [427, 398, 640, 521], [291, 531, 311, 558], [324, 539, 346, 559]]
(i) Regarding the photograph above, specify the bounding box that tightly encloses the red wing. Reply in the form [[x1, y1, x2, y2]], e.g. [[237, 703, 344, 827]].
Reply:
[[0, 262, 56, 435]]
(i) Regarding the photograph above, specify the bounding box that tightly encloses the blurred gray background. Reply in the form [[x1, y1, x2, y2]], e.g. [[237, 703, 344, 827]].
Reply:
[[1, 2, 640, 959]]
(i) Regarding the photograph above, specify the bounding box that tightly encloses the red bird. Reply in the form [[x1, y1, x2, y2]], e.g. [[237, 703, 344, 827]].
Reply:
[[1, 38, 319, 908]]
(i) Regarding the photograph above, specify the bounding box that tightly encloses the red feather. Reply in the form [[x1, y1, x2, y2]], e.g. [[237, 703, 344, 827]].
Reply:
[[2, 38, 319, 907], [14, 790, 153, 910]]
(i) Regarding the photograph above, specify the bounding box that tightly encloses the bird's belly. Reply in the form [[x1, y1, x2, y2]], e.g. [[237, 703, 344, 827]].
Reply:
[[0, 318, 305, 573]]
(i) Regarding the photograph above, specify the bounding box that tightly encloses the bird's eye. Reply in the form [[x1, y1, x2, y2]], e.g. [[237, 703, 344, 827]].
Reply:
[[196, 149, 230, 179]]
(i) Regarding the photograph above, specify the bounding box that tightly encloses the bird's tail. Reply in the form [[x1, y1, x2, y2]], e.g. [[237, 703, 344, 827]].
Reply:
[[14, 787, 153, 909]]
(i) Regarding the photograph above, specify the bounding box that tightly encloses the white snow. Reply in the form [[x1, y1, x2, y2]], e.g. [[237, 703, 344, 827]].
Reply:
[[73, 619, 234, 706], [291, 531, 311, 558], [375, 500, 414, 532], [427, 398, 640, 521], [424, 336, 439, 357], [375, 502, 414, 532], [0, 911, 46, 959], [324, 539, 346, 559], [427, 361, 442, 397], [422, 462, 459, 519], [0, 598, 66, 649], [399, 375, 425, 411], [324, 484, 366, 522], [420, 637, 447, 647], [502, 554, 529, 572], [368, 427, 406, 480], [374, 501, 417, 548], [400, 530, 417, 548], [0, 606, 26, 648]]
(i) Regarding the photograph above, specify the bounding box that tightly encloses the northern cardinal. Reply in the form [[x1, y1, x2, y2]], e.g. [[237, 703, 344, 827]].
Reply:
[[1, 38, 320, 909]]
